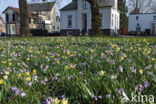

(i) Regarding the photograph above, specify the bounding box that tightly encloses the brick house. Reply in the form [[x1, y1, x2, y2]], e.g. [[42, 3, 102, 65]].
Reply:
[[3, 7, 38, 36], [3, 2, 60, 36]]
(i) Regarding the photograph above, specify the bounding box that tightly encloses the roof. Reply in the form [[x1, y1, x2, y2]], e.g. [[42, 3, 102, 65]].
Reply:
[[60, 0, 112, 11], [28, 2, 55, 11], [60, 1, 78, 11], [3, 7, 37, 18]]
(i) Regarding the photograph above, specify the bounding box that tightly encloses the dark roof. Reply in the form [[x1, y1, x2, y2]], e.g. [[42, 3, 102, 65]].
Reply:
[[3, 7, 37, 18], [60, 1, 78, 11], [60, 0, 112, 11], [28, 2, 55, 11]]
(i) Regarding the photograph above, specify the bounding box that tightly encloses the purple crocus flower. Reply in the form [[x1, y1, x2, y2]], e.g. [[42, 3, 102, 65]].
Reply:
[[135, 84, 144, 92], [46, 96, 53, 104], [144, 81, 150, 88], [119, 66, 123, 72]]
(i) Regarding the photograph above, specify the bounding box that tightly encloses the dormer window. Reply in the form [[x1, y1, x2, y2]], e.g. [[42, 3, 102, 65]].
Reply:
[[136, 16, 139, 20]]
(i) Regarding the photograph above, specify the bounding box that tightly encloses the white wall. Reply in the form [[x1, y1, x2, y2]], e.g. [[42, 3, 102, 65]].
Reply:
[[110, 8, 120, 30], [60, 0, 120, 32], [99, 8, 112, 29], [128, 14, 156, 32], [60, 10, 77, 29]]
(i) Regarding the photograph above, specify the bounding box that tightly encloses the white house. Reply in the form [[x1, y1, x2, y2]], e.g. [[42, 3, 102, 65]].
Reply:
[[60, 0, 120, 36], [128, 13, 156, 35], [28, 2, 60, 32]]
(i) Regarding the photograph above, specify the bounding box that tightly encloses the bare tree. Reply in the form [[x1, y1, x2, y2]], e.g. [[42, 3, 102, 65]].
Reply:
[[19, 0, 30, 37], [127, 0, 155, 13], [86, 0, 102, 35]]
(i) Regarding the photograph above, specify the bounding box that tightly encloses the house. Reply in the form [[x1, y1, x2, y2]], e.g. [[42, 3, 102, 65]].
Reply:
[[3, 2, 60, 36], [28, 2, 60, 32], [60, 0, 120, 36], [128, 13, 156, 35], [0, 16, 6, 33], [3, 7, 38, 36]]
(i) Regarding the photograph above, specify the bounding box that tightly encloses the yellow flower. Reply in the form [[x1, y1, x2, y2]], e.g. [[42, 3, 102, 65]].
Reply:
[[53, 98, 60, 104], [116, 47, 120, 52], [26, 72, 30, 76], [90, 49, 94, 53], [152, 58, 155, 61], [70, 64, 74, 69], [70, 54, 74, 57], [0, 79, 4, 85], [139, 69, 144, 74], [121, 57, 124, 60], [3, 75, 8, 80], [123, 53, 127, 58], [51, 55, 55, 58], [67, 51, 70, 55], [18, 74, 22, 78], [8, 59, 12, 61], [33, 69, 37, 74], [45, 56, 49, 60], [65, 66, 69, 70], [5, 71, 9, 75], [99, 70, 105, 75], [8, 62, 12, 66], [26, 58, 30, 61], [26, 77, 31, 81], [61, 98, 68, 104], [101, 53, 104, 56], [56, 60, 60, 64]]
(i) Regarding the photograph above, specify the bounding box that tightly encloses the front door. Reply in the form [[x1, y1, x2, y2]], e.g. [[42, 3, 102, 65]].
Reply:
[[152, 23, 156, 34], [82, 14, 87, 35]]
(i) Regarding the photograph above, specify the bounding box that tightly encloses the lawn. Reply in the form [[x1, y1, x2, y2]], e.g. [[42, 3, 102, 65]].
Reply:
[[0, 37, 155, 104]]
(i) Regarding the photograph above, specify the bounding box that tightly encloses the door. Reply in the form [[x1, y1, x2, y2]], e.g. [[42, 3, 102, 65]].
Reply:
[[152, 23, 156, 34], [82, 14, 87, 35]]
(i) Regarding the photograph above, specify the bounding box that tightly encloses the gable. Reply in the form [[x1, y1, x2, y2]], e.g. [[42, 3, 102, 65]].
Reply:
[[60, 1, 78, 11], [3, 8, 17, 14]]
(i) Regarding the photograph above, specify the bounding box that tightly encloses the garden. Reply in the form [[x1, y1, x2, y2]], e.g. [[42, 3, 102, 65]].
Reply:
[[0, 37, 155, 104]]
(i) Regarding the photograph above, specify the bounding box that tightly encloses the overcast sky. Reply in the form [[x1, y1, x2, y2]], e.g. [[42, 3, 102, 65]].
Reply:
[[0, 0, 72, 18]]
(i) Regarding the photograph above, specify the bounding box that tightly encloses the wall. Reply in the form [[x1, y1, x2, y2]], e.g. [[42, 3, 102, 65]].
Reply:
[[128, 14, 156, 32]]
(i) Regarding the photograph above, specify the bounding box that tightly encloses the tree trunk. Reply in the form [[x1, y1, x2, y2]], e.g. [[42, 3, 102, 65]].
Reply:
[[86, 0, 102, 36], [19, 0, 30, 37]]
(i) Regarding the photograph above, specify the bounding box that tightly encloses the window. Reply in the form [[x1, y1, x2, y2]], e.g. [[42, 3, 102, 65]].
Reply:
[[6, 14, 9, 22], [83, 0, 87, 9], [7, 24, 16, 34], [31, 19, 34, 24], [9, 14, 13, 22], [48, 16, 51, 20], [136, 16, 139, 20], [154, 16, 156, 20], [13, 13, 15, 21], [112, 14, 114, 27], [53, 26, 55, 30], [100, 14, 102, 27], [68, 15, 72, 27]]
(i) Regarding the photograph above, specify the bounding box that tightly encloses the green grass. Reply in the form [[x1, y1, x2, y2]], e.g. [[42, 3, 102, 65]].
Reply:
[[0, 37, 155, 104]]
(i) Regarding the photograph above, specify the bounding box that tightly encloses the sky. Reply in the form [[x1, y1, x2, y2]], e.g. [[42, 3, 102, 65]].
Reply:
[[0, 0, 72, 19]]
